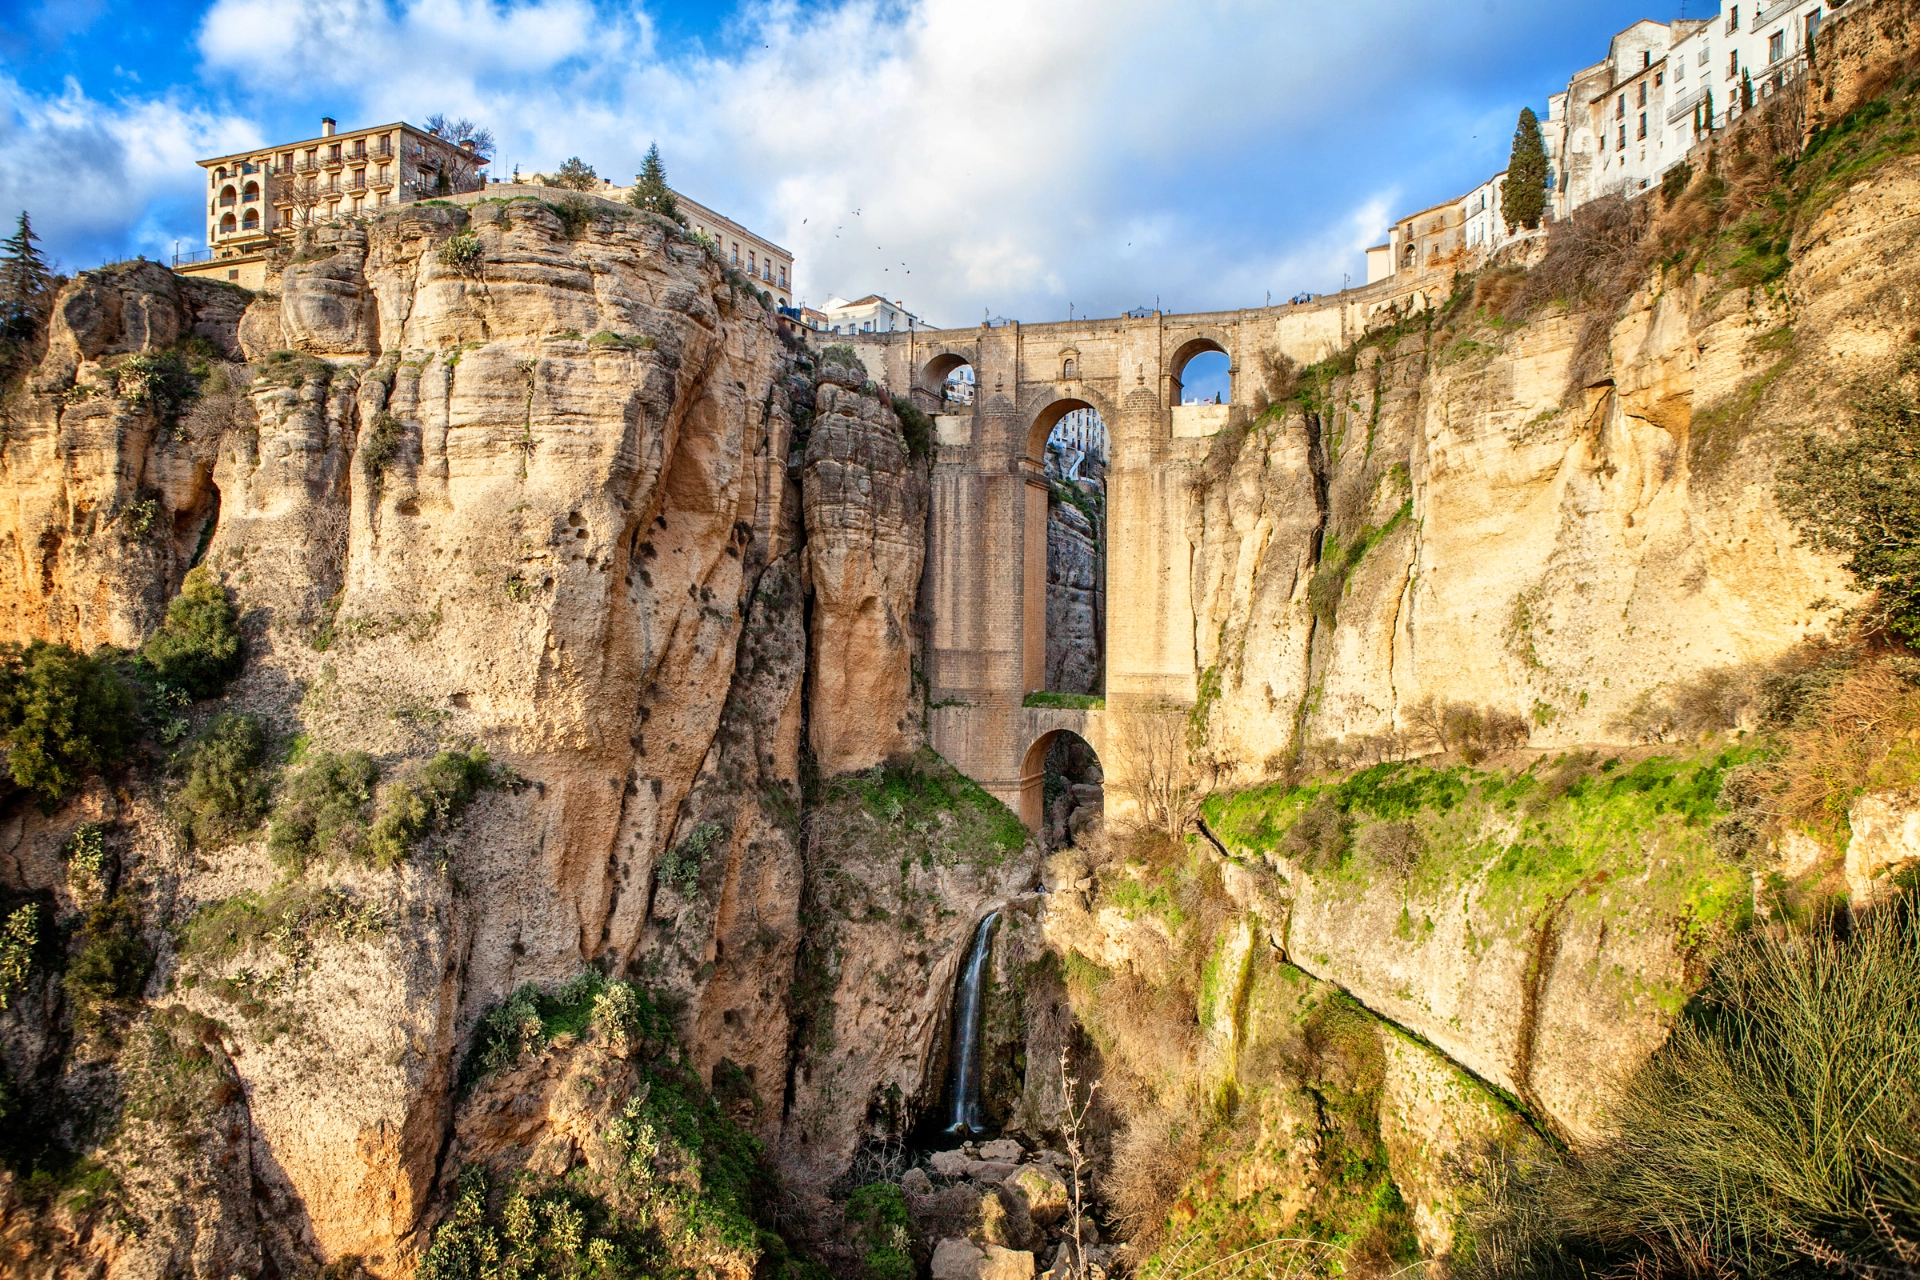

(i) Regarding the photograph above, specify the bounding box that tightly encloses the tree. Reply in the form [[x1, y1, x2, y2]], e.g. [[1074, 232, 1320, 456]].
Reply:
[[1110, 698, 1199, 839], [1703, 87, 1715, 133], [626, 143, 686, 225], [1502, 108, 1549, 232], [0, 212, 51, 349], [549, 157, 598, 191], [423, 114, 495, 159]]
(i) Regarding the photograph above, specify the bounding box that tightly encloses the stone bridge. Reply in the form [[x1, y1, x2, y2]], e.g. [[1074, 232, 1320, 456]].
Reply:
[[844, 273, 1445, 829]]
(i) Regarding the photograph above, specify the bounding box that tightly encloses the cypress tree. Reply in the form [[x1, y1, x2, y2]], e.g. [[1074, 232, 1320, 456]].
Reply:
[[0, 212, 50, 348], [627, 143, 686, 226], [1502, 108, 1549, 232]]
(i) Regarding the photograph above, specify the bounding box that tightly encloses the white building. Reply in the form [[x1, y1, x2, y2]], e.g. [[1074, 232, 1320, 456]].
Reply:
[[821, 295, 920, 335]]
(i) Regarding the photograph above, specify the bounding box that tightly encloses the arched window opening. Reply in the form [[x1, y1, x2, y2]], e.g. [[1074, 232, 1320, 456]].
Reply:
[[1170, 341, 1230, 406], [1021, 729, 1103, 846], [219, 185, 237, 207], [218, 213, 237, 235], [242, 209, 260, 230], [242, 181, 260, 202], [1062, 356, 1076, 379]]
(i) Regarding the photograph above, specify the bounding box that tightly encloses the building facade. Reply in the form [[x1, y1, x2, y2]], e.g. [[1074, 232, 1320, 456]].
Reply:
[[180, 117, 489, 288], [821, 295, 921, 336]]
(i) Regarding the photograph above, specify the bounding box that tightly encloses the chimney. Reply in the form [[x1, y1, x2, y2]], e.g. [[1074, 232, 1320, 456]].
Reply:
[[461, 139, 475, 152], [321, 117, 337, 136]]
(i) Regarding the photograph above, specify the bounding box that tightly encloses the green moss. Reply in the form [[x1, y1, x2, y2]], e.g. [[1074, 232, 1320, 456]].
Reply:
[[824, 748, 1025, 867], [844, 1182, 915, 1280], [1022, 691, 1104, 710]]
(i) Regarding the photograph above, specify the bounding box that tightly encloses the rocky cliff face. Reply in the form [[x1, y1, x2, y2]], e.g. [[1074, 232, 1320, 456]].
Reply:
[[0, 201, 976, 1278], [1183, 153, 1920, 774]]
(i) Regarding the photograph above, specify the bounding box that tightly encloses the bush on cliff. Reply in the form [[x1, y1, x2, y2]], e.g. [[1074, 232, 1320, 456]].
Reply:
[[426, 972, 777, 1280], [267, 750, 377, 870], [1460, 909, 1920, 1280], [366, 746, 494, 868], [172, 713, 270, 848], [138, 566, 242, 702], [0, 640, 138, 803]]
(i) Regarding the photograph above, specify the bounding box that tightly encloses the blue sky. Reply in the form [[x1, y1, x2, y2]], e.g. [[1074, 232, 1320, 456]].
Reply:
[[0, 0, 1678, 328]]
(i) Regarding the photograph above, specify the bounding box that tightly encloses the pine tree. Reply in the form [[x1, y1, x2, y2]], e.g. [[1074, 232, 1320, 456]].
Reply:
[[1501, 108, 1549, 233], [0, 212, 50, 347], [627, 143, 685, 226]]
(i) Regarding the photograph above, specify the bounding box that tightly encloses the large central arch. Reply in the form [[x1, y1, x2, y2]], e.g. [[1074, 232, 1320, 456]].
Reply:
[[1020, 397, 1110, 704]]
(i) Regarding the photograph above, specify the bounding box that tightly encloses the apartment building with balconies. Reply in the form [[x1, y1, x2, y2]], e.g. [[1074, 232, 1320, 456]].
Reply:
[[178, 116, 489, 289]]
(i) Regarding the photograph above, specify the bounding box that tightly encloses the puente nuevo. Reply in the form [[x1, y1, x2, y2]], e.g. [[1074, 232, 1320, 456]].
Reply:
[[844, 273, 1442, 827]]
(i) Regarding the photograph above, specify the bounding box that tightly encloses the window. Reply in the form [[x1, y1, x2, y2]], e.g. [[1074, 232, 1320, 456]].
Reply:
[[1677, 57, 1687, 78], [1769, 30, 1785, 62], [329, 144, 341, 162], [1730, 50, 1740, 77], [731, 242, 739, 264], [1656, 71, 1664, 86], [749, 251, 756, 273], [1808, 9, 1823, 41], [1063, 358, 1076, 378], [1728, 5, 1739, 34], [1619, 122, 1628, 148], [1639, 112, 1648, 139], [1618, 93, 1627, 118], [1700, 44, 1709, 65], [1642, 49, 1651, 68], [1638, 82, 1647, 107], [228, 269, 239, 281]]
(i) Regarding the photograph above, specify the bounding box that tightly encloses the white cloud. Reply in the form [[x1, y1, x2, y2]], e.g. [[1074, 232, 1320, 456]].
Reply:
[[8, 0, 1602, 317], [0, 75, 259, 268]]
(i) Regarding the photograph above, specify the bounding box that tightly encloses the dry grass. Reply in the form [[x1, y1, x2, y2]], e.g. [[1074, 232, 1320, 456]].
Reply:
[[1773, 656, 1920, 847], [1105, 1103, 1207, 1256]]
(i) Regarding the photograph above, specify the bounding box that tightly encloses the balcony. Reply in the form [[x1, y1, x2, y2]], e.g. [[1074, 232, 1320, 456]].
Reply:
[[1752, 0, 1802, 30], [293, 159, 320, 174], [218, 195, 236, 207], [345, 176, 368, 193], [368, 172, 394, 189], [321, 155, 345, 171]]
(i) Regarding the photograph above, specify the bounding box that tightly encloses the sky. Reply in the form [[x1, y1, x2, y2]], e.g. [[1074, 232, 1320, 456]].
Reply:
[[0, 0, 1679, 329]]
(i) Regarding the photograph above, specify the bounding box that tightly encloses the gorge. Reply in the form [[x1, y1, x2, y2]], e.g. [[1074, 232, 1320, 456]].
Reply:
[[1, 7, 1919, 1279]]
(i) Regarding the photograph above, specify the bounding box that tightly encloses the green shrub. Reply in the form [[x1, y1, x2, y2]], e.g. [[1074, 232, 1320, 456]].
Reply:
[[661, 820, 722, 890], [438, 231, 482, 273], [139, 566, 242, 700], [365, 746, 492, 868], [889, 395, 932, 459], [1462, 910, 1920, 1280], [0, 640, 138, 803], [430, 973, 770, 1280], [173, 713, 270, 848], [267, 750, 377, 870], [0, 905, 38, 1009], [112, 350, 201, 424], [63, 824, 108, 908], [544, 195, 594, 238], [362, 410, 405, 482], [178, 883, 389, 968], [1777, 347, 1920, 642], [64, 895, 152, 1030], [844, 1182, 914, 1280]]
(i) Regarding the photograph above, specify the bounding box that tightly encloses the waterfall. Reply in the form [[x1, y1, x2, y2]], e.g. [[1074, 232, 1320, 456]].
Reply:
[[944, 911, 1002, 1136]]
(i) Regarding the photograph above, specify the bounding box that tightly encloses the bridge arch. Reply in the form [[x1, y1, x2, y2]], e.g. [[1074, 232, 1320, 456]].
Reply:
[[919, 349, 978, 412], [1024, 392, 1117, 464], [1017, 723, 1105, 836], [1169, 336, 1232, 405]]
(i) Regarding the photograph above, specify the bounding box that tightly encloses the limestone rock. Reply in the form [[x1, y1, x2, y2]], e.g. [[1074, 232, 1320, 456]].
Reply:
[[1846, 789, 1920, 909], [902, 1167, 935, 1198], [803, 377, 928, 773], [931, 1149, 971, 1179], [932, 1238, 986, 1280], [980, 1245, 1037, 1280], [978, 1137, 1024, 1162], [1005, 1163, 1069, 1226]]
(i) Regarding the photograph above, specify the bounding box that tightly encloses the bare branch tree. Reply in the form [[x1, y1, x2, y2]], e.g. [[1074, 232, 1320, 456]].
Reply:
[[1111, 698, 1199, 839], [1056, 1049, 1102, 1279]]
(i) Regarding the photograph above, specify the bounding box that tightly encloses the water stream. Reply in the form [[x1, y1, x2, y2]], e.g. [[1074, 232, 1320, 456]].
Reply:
[[944, 910, 1002, 1136]]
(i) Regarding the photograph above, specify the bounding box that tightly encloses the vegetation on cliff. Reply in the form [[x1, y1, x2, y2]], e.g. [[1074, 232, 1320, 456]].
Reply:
[[1462, 909, 1920, 1280], [425, 972, 796, 1280]]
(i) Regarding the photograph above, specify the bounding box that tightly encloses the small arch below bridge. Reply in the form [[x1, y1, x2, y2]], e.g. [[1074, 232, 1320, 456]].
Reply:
[[920, 351, 977, 411], [1018, 710, 1106, 838]]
